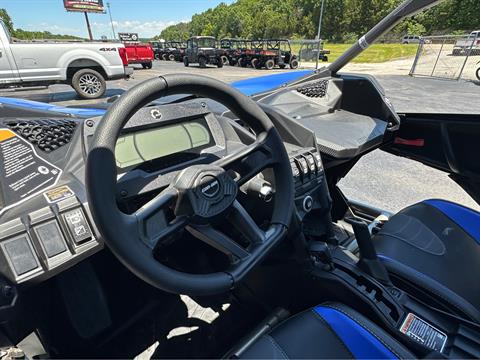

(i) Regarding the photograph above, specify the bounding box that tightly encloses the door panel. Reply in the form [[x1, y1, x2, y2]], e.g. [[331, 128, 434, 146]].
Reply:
[[383, 113, 480, 200], [0, 37, 19, 83]]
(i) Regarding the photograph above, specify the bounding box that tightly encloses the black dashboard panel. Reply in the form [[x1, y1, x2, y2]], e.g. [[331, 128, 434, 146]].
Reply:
[[258, 74, 399, 160]]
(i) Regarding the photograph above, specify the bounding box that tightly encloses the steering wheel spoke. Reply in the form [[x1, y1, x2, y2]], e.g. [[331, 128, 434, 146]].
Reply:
[[227, 201, 265, 245], [213, 131, 278, 186], [187, 224, 250, 263], [131, 187, 188, 249]]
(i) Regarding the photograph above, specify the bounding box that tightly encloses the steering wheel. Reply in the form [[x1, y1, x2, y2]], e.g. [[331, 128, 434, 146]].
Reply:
[[86, 74, 294, 296]]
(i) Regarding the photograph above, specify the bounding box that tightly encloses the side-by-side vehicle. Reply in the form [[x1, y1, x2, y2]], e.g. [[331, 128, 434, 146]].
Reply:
[[1, 0, 480, 358]]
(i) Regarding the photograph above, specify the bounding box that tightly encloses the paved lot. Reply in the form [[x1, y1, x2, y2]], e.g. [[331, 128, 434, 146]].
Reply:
[[1, 60, 479, 212]]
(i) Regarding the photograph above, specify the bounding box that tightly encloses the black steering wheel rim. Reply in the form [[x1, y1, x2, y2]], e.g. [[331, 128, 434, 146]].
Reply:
[[86, 74, 294, 295]]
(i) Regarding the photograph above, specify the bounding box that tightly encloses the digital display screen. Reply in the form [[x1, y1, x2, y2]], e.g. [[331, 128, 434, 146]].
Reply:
[[115, 120, 212, 169]]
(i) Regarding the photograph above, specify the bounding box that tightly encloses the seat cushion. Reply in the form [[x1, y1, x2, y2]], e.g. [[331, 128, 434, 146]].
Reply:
[[373, 200, 480, 322], [240, 303, 413, 359]]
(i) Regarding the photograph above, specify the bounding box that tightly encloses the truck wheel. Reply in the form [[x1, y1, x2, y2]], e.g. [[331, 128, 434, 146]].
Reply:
[[169, 54, 175, 61], [289, 59, 299, 69], [199, 57, 207, 68], [162, 54, 167, 61], [145, 61, 153, 69], [155, 54, 160, 60], [476, 67, 480, 81], [265, 59, 275, 70], [251, 58, 259, 69], [71, 68, 106, 99], [217, 59, 224, 68], [221, 56, 229, 66], [183, 56, 189, 67]]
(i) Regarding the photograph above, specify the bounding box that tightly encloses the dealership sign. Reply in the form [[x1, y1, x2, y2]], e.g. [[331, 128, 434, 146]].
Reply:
[[64, 0, 105, 13], [118, 33, 140, 42]]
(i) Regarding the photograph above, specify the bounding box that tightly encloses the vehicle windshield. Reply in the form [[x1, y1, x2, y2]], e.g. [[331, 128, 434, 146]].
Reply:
[[197, 38, 215, 48]]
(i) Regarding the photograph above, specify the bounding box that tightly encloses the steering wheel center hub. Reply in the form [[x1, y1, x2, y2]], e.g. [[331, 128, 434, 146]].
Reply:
[[173, 165, 238, 222]]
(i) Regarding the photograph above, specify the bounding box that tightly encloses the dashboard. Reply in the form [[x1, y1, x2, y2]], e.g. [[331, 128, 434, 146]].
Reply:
[[0, 73, 397, 287]]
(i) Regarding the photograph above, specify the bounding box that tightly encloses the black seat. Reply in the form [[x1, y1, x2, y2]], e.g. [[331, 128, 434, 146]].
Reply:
[[373, 199, 480, 322], [240, 303, 413, 359]]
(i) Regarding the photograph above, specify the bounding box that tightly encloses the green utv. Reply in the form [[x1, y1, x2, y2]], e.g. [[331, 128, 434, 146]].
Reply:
[[183, 36, 224, 68]]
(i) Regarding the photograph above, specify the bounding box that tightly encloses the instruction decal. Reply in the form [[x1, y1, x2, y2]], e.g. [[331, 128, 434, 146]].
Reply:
[[400, 313, 447, 353], [43, 185, 75, 204], [0, 129, 62, 215]]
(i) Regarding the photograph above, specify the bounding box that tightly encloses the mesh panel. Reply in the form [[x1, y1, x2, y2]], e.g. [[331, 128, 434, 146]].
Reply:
[[5, 119, 77, 153], [296, 80, 329, 98]]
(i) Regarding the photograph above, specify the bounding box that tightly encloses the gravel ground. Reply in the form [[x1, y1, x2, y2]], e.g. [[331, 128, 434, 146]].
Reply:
[[1, 60, 479, 212]]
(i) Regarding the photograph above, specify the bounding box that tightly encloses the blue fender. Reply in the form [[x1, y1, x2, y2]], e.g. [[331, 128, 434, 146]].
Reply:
[[0, 96, 106, 117], [230, 70, 314, 96]]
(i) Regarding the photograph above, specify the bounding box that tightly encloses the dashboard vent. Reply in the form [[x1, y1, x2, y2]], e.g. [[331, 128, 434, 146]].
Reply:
[[5, 119, 77, 153], [296, 80, 329, 98]]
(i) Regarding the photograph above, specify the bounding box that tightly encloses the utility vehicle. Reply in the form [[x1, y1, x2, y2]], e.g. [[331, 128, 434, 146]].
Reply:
[[1, 0, 480, 359], [220, 38, 249, 66], [299, 41, 330, 62], [166, 41, 187, 62], [183, 36, 224, 68], [251, 39, 299, 70]]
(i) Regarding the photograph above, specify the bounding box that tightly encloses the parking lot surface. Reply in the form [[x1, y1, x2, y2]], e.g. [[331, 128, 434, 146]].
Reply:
[[1, 60, 479, 212]]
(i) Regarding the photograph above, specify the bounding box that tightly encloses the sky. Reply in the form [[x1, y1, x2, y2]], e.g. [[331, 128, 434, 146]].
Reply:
[[2, 0, 234, 38]]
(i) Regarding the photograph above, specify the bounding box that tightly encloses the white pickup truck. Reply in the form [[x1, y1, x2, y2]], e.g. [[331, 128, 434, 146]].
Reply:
[[453, 30, 480, 56], [0, 20, 133, 99]]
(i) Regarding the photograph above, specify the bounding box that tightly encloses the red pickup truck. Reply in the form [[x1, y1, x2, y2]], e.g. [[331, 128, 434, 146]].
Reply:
[[124, 43, 154, 69]]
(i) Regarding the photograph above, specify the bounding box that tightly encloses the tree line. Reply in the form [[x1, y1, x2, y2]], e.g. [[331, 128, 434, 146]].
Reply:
[[0, 9, 81, 40], [157, 0, 480, 42]]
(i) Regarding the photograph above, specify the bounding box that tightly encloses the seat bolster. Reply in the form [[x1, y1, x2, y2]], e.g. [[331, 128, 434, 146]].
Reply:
[[424, 200, 480, 242], [316, 303, 415, 359], [241, 302, 414, 359]]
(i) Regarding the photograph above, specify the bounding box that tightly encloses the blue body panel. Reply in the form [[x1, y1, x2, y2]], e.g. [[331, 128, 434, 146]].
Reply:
[[0, 96, 106, 118], [230, 70, 314, 96], [424, 199, 480, 243], [314, 306, 398, 359]]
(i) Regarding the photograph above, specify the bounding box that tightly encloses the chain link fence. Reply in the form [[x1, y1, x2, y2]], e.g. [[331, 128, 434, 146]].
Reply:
[[410, 34, 480, 81]]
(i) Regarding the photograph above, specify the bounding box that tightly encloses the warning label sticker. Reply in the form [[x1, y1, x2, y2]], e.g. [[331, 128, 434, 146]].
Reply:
[[0, 129, 62, 215], [400, 313, 447, 353], [43, 185, 75, 204]]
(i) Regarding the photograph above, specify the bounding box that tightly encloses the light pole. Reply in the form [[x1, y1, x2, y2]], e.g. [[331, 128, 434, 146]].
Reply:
[[315, 0, 326, 69], [107, 2, 116, 40]]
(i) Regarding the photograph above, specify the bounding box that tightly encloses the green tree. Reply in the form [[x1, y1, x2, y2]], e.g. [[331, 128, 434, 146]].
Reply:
[[0, 8, 14, 34]]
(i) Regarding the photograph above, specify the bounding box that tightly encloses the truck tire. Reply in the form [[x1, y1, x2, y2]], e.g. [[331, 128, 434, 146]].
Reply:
[[221, 55, 229, 66], [476, 67, 480, 81], [162, 54, 168, 61], [169, 54, 175, 61], [183, 56, 189, 67], [265, 59, 275, 70], [289, 59, 299, 69], [71, 68, 106, 99], [145, 61, 153, 69], [155, 54, 160, 60], [251, 58, 259, 69], [142, 63, 147, 69], [217, 58, 224, 68], [199, 57, 207, 68]]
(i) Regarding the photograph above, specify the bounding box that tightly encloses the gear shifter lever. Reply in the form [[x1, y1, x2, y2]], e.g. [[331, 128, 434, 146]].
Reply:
[[345, 216, 392, 286]]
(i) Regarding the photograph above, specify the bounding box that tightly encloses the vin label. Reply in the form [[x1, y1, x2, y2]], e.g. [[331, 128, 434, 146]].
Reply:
[[400, 313, 447, 353]]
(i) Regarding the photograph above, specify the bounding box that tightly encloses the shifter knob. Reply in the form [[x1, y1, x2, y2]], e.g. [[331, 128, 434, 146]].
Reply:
[[345, 216, 392, 286]]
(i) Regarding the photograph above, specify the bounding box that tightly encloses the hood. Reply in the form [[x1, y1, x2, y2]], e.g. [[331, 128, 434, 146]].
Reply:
[[0, 70, 314, 117]]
